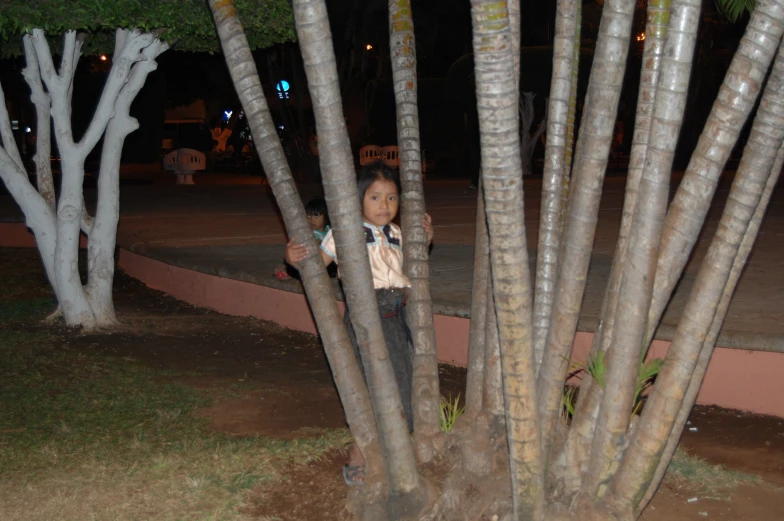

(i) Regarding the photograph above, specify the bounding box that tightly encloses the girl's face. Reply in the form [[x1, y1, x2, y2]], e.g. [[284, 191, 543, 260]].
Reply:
[[362, 178, 399, 227], [308, 212, 326, 231]]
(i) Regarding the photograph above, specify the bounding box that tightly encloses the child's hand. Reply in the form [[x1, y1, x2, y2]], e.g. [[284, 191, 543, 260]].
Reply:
[[284, 237, 308, 266], [423, 213, 434, 244]]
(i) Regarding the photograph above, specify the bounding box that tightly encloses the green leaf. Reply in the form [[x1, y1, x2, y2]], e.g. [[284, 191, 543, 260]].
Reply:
[[715, 0, 755, 23], [586, 350, 606, 390]]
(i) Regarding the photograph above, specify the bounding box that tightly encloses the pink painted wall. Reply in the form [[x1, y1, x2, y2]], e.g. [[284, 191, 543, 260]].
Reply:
[[0, 223, 39, 248], [0, 223, 87, 248], [2, 223, 782, 417], [116, 249, 784, 418]]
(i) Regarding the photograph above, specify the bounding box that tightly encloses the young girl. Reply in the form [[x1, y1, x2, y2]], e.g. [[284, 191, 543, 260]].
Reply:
[[285, 162, 433, 486], [275, 197, 337, 280]]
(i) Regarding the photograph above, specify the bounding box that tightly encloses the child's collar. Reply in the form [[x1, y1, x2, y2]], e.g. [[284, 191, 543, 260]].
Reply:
[[363, 221, 392, 231]]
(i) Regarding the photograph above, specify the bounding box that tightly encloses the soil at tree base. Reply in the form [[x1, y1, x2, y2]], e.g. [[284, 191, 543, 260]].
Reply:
[[1, 248, 783, 520]]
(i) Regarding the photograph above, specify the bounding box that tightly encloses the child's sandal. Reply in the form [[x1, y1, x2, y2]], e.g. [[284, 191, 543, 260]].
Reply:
[[342, 464, 365, 486]]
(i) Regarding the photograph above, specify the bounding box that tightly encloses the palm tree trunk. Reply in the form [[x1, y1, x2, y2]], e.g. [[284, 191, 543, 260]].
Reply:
[[645, 0, 784, 347], [583, 0, 699, 498], [635, 146, 783, 516], [535, 0, 635, 464], [533, 0, 580, 369], [465, 182, 490, 419], [207, 0, 384, 480], [470, 1, 543, 518], [291, 0, 424, 504], [388, 0, 443, 462], [561, 0, 581, 227], [609, 37, 784, 510], [483, 277, 505, 420], [510, 0, 521, 85], [555, 0, 670, 489], [551, 1, 583, 233]]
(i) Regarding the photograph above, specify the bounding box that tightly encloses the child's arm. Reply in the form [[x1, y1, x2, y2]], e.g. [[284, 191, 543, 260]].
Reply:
[[423, 213, 434, 245], [284, 237, 333, 268]]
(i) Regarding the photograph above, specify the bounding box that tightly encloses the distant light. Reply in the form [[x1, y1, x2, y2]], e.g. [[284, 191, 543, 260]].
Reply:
[[366, 44, 373, 51], [223, 110, 233, 122], [99, 54, 108, 61], [24, 127, 31, 133], [636, 32, 646, 42], [278, 124, 285, 131], [276, 80, 290, 99]]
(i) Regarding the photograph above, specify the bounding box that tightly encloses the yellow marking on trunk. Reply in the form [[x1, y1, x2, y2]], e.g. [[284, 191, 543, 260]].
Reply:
[[212, 0, 238, 17]]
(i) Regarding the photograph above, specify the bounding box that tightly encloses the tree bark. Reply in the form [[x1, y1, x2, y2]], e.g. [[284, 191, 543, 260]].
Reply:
[[610, 34, 784, 511], [29, 31, 94, 327], [0, 124, 58, 298], [21, 35, 55, 208], [470, 1, 544, 518], [483, 275, 505, 421], [533, 0, 581, 375], [533, 0, 579, 367], [388, 0, 443, 462], [555, 0, 670, 490], [8, 29, 162, 329], [208, 0, 385, 488], [645, 0, 784, 346], [535, 0, 635, 465], [635, 146, 784, 516], [561, 0, 581, 228], [465, 182, 490, 419], [584, 0, 699, 499], [291, 0, 424, 505], [87, 33, 169, 328]]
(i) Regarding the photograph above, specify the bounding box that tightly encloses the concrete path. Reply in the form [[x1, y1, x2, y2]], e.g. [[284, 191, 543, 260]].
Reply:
[[1, 170, 782, 350]]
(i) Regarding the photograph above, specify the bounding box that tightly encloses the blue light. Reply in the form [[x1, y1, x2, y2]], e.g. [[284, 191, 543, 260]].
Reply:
[[276, 80, 290, 99]]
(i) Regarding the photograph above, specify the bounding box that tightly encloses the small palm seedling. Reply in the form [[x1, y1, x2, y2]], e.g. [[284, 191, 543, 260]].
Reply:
[[584, 351, 663, 417], [560, 350, 664, 420], [632, 357, 664, 416], [560, 385, 578, 419], [440, 393, 465, 433]]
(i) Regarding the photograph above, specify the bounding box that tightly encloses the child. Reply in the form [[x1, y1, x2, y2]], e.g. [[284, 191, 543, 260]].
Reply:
[[275, 197, 337, 280], [285, 162, 434, 486]]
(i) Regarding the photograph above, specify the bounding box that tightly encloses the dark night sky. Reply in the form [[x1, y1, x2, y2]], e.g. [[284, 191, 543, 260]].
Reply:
[[0, 0, 751, 169]]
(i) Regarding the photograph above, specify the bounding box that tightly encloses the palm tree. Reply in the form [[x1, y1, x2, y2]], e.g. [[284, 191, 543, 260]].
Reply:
[[388, 0, 444, 462], [206, 0, 385, 486], [212, 0, 784, 518]]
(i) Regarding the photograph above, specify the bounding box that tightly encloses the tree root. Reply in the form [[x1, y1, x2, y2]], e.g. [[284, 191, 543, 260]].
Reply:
[[43, 305, 63, 323], [415, 430, 447, 464]]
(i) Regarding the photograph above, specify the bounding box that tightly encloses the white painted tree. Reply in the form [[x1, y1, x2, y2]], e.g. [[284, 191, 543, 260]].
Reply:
[[0, 29, 168, 329], [0, 0, 295, 329]]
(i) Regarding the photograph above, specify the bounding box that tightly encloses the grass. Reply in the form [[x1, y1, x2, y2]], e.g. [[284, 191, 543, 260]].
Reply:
[[0, 296, 56, 323], [439, 393, 465, 433], [666, 448, 762, 498], [0, 329, 352, 521]]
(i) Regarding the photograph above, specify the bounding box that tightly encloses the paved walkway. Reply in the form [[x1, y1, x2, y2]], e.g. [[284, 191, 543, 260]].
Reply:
[[1, 170, 782, 350]]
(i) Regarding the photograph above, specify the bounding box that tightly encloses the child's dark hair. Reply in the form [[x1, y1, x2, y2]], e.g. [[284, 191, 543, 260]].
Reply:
[[356, 161, 400, 204], [305, 197, 328, 218]]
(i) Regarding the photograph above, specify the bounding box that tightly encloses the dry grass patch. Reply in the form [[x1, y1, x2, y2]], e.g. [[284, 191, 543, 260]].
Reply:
[[0, 329, 351, 521], [664, 448, 764, 499]]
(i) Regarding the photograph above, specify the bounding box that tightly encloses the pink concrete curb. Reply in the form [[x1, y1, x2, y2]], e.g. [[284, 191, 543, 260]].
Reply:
[[116, 248, 784, 418], [2, 223, 782, 417]]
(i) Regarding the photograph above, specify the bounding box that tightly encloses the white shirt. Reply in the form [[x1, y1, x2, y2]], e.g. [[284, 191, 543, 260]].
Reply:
[[320, 222, 411, 289]]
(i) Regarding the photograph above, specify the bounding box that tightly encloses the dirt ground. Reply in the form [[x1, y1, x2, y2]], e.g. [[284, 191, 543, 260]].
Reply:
[[3, 248, 783, 520]]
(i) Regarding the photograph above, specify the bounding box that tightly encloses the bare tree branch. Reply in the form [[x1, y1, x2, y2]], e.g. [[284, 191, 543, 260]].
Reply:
[[22, 34, 55, 208]]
